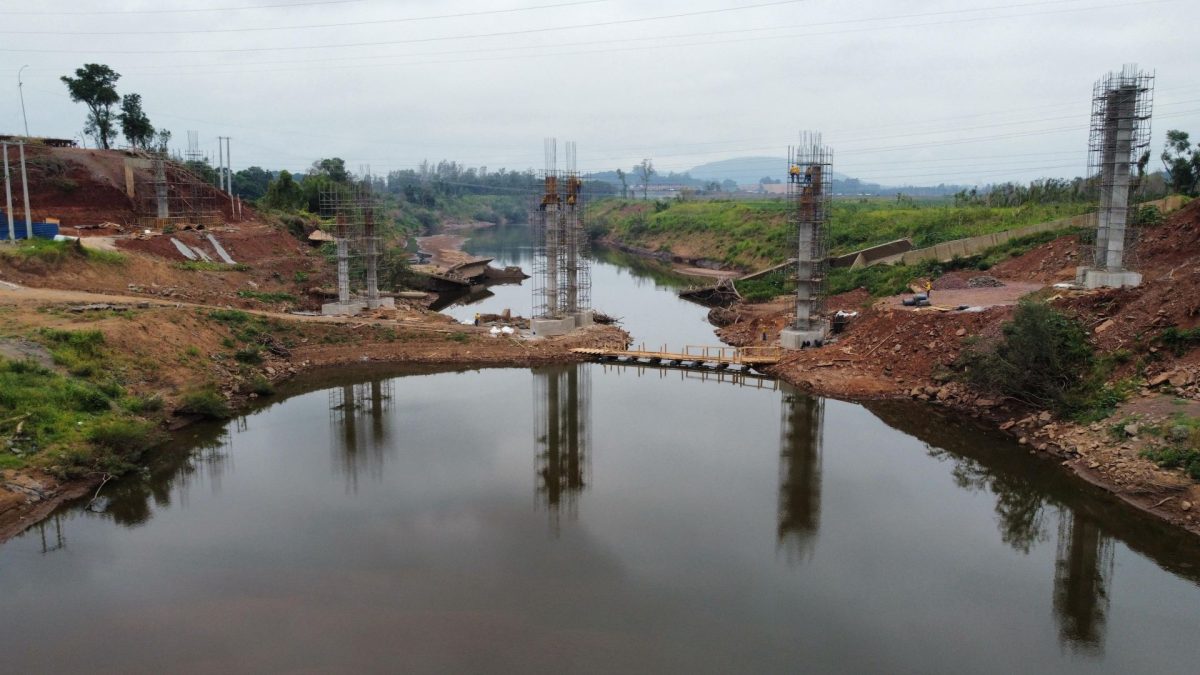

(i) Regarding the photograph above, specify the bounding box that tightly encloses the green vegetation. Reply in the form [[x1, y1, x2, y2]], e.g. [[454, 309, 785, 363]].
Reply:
[[0, 332, 165, 478], [0, 238, 125, 267], [247, 375, 275, 397], [449, 332, 469, 343], [827, 229, 1078, 297], [587, 197, 1093, 272], [177, 388, 231, 419], [234, 346, 263, 364], [734, 271, 793, 303], [236, 290, 297, 303], [176, 261, 250, 272], [1132, 413, 1200, 479], [956, 300, 1130, 418], [1155, 326, 1200, 357]]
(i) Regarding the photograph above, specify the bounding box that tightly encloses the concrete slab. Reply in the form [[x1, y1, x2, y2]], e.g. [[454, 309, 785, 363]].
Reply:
[[780, 327, 827, 350], [531, 316, 576, 337], [321, 300, 366, 316], [1076, 267, 1142, 289]]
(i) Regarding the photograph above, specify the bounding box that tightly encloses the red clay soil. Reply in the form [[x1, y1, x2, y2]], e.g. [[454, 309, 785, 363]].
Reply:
[[1, 144, 249, 227]]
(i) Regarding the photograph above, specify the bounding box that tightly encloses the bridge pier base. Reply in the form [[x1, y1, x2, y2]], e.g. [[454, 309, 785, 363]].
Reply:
[[779, 328, 826, 350], [531, 316, 576, 337]]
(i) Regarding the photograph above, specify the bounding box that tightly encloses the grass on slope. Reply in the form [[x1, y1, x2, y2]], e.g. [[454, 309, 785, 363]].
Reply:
[[587, 198, 1093, 271]]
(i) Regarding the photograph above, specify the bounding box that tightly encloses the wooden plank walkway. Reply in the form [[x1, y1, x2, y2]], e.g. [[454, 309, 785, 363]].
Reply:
[[572, 344, 783, 369]]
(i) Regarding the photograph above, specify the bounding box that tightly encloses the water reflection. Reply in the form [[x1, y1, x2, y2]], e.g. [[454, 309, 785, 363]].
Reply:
[[863, 401, 1117, 653], [777, 388, 825, 561], [329, 378, 395, 490], [1054, 512, 1114, 653], [533, 365, 591, 532]]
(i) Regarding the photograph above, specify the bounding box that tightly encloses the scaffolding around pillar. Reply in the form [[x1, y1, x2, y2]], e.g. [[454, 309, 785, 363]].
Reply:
[[319, 181, 395, 315], [780, 132, 831, 349], [532, 138, 592, 336], [1078, 65, 1154, 289]]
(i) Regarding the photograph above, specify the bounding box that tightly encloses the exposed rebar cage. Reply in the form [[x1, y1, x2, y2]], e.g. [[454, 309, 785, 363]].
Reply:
[[533, 138, 561, 318], [533, 365, 591, 534], [560, 142, 592, 315], [319, 181, 389, 310], [777, 388, 824, 562], [1081, 65, 1154, 271], [787, 133, 831, 334], [533, 138, 592, 320]]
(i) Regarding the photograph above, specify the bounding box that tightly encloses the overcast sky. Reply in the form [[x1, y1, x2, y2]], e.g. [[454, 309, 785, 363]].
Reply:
[[2, 0, 1197, 185]]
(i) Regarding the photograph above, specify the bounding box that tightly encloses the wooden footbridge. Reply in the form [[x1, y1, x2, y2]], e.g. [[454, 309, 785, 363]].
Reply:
[[571, 344, 783, 371]]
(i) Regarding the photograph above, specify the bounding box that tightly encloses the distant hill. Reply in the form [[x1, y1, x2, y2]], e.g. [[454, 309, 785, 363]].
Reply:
[[587, 156, 968, 196], [689, 156, 967, 197]]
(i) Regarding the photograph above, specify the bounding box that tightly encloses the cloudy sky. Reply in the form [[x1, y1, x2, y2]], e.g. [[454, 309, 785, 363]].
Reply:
[[2, 0, 1197, 185]]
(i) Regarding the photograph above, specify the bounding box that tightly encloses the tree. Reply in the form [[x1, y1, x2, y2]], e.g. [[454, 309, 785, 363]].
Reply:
[[615, 168, 628, 199], [117, 93, 155, 149], [310, 157, 350, 184], [262, 170, 304, 210], [233, 166, 272, 202], [1161, 129, 1200, 196], [61, 64, 121, 149], [636, 158, 655, 200], [154, 129, 172, 154]]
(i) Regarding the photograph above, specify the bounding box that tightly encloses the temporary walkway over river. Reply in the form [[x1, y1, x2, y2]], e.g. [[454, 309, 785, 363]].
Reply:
[[571, 344, 783, 371]]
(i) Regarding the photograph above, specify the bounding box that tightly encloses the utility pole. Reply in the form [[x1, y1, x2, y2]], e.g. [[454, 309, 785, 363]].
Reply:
[[18, 141, 31, 239], [225, 136, 235, 211], [18, 65, 30, 137], [217, 137, 225, 193], [3, 142, 14, 240]]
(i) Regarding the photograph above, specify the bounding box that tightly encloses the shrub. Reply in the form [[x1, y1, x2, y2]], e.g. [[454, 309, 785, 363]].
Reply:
[[123, 393, 164, 414], [956, 300, 1094, 414], [178, 388, 231, 419], [86, 417, 165, 454], [247, 375, 275, 397], [234, 347, 262, 364], [237, 290, 297, 303]]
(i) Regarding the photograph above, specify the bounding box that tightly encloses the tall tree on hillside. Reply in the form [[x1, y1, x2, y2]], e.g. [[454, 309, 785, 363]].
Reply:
[[117, 93, 156, 149], [61, 64, 121, 149], [636, 159, 655, 200], [1161, 129, 1200, 196], [615, 168, 628, 199]]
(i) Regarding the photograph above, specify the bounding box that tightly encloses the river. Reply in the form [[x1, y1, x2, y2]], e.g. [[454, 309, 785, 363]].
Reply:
[[1, 224, 1198, 673]]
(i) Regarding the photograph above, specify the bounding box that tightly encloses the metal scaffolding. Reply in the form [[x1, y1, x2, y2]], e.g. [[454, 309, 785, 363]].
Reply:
[[319, 181, 388, 312], [1082, 65, 1154, 272], [533, 365, 591, 533], [560, 142, 592, 316], [533, 138, 592, 322], [130, 153, 223, 230], [787, 133, 831, 336]]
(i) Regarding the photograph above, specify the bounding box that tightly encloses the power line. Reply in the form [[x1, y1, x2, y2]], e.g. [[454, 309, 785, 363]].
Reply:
[[0, 0, 809, 54], [0, 0, 368, 16], [0, 0, 610, 36]]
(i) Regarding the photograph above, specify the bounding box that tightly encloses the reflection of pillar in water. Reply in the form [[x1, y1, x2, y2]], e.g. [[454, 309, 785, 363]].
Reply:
[[1053, 511, 1114, 653], [777, 388, 824, 561], [534, 365, 590, 530], [329, 379, 394, 489]]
